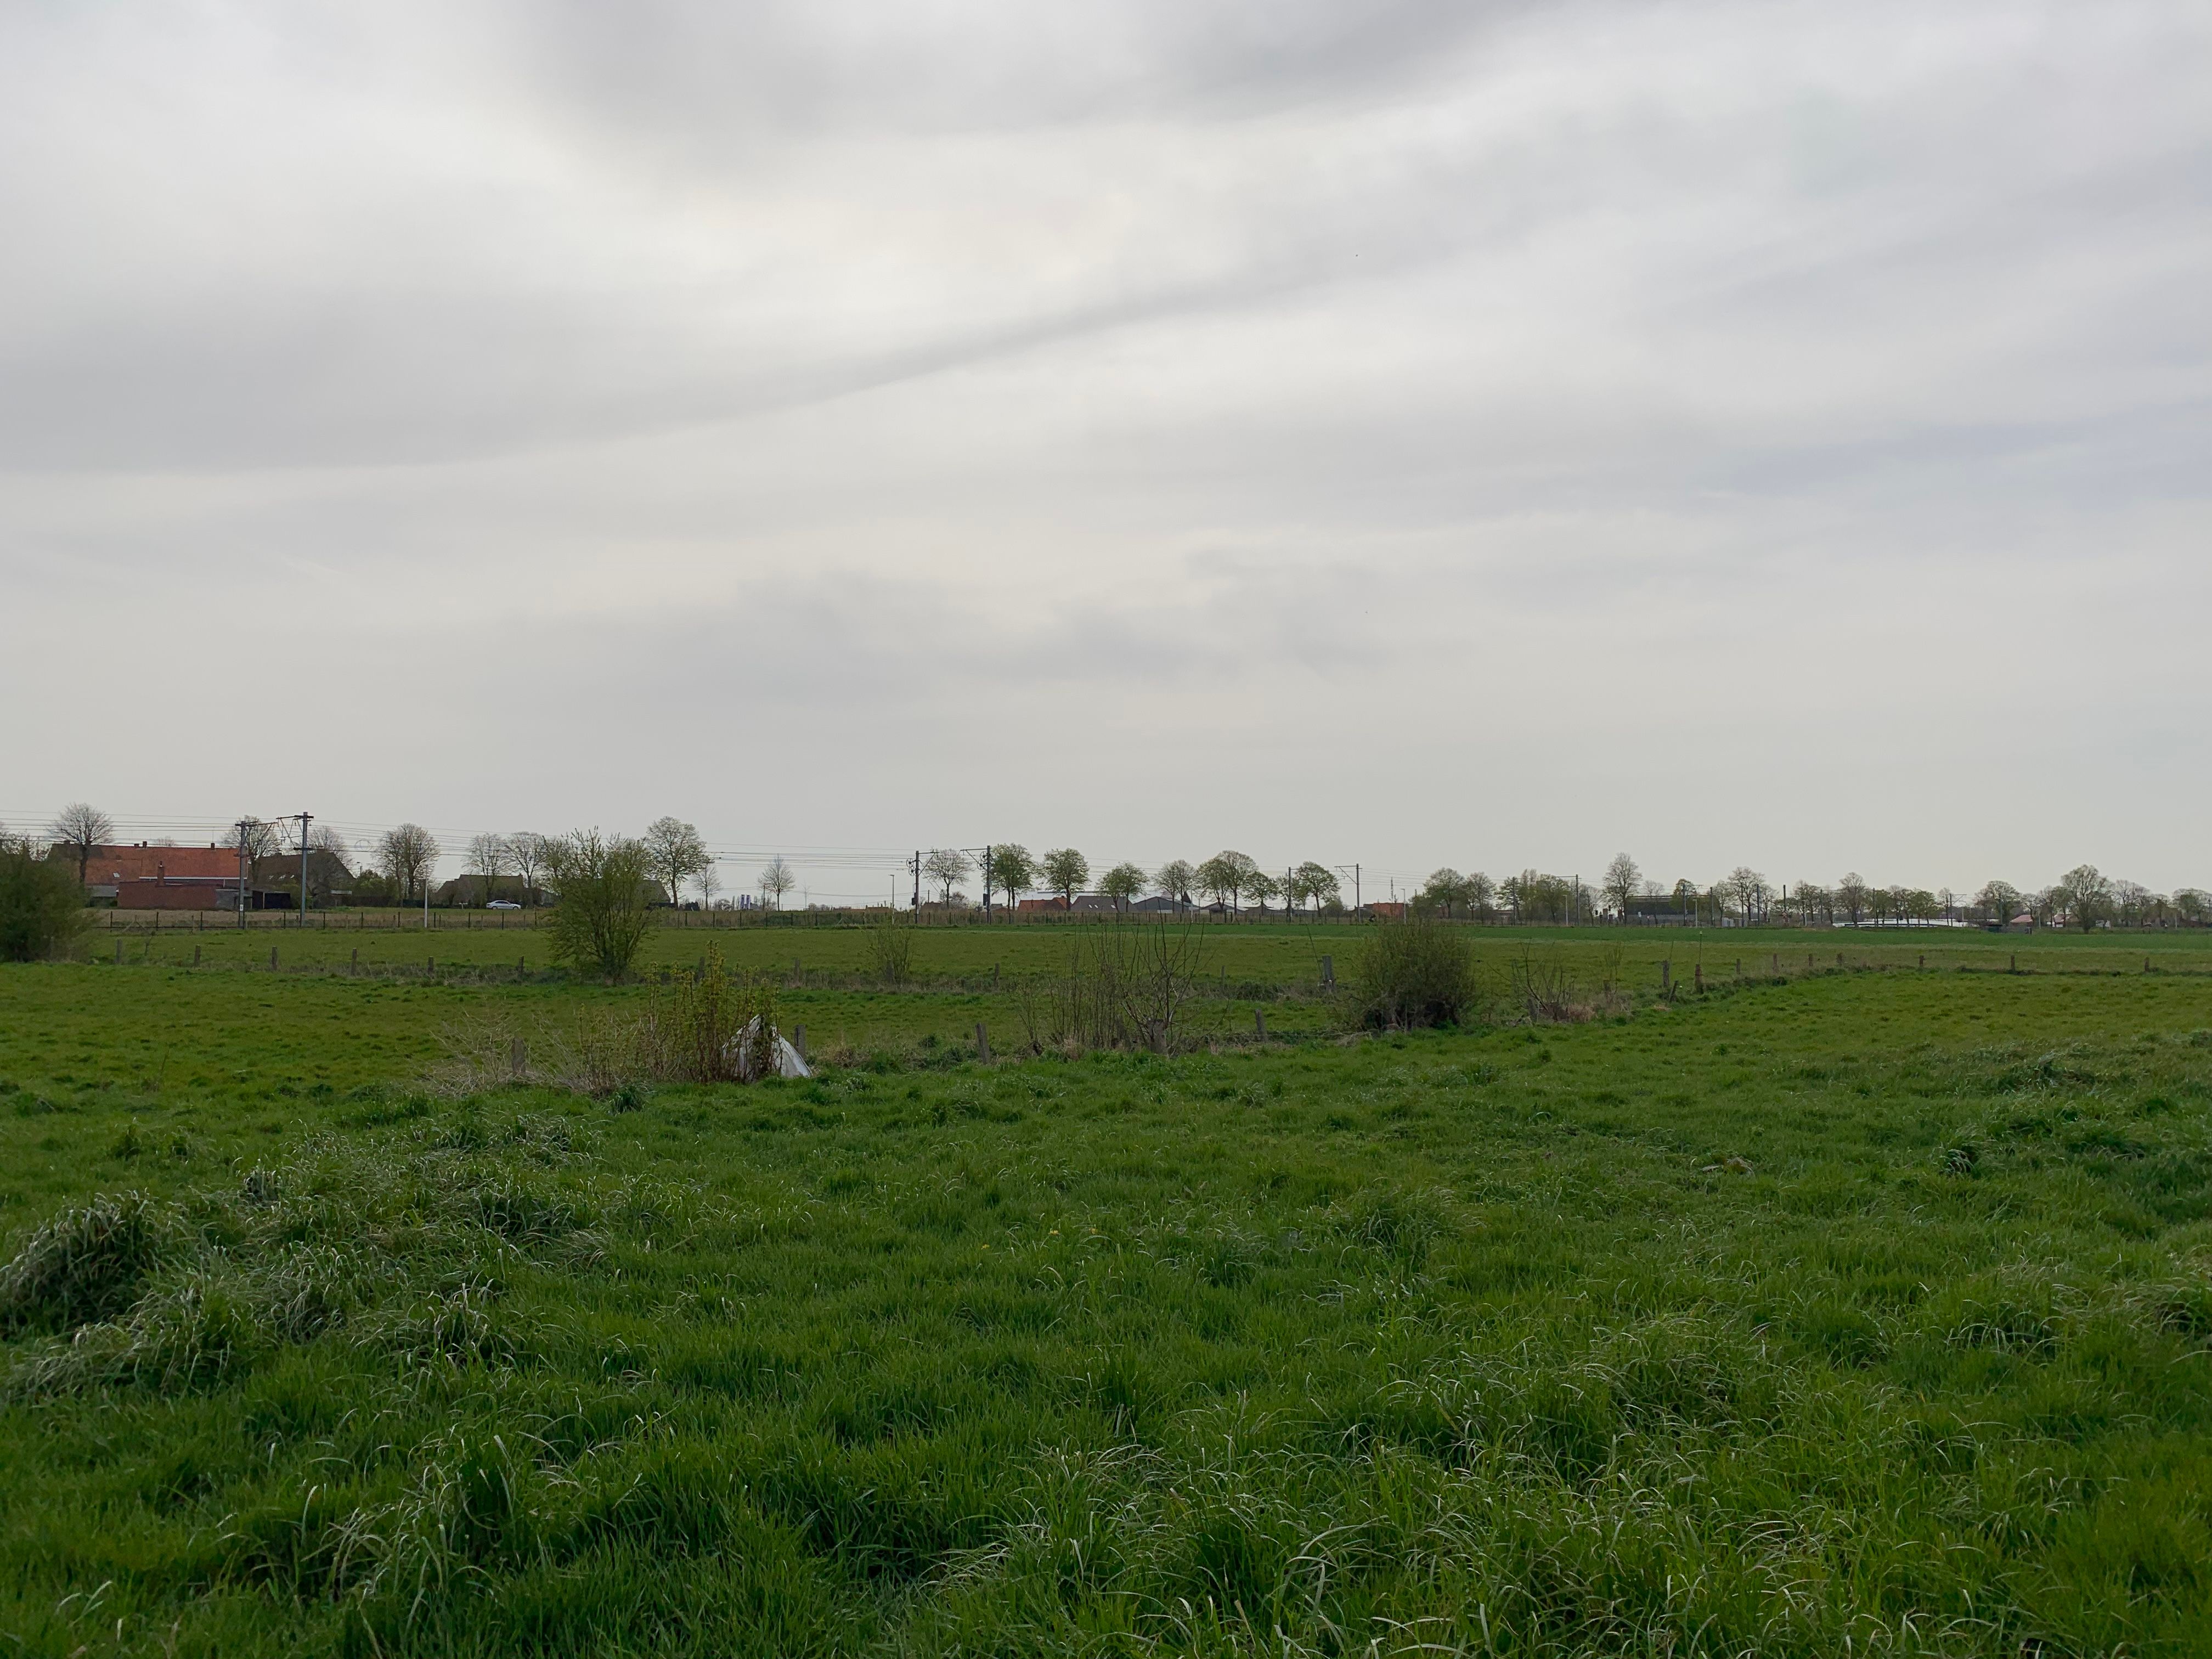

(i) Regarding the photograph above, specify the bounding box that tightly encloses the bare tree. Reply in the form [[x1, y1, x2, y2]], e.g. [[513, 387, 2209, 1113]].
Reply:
[[1726, 867, 1769, 924], [642, 817, 709, 908], [47, 803, 114, 887], [697, 864, 723, 907], [923, 849, 970, 905], [1602, 853, 1640, 921], [234, 817, 284, 862], [759, 856, 797, 910], [1040, 848, 1090, 907], [1099, 862, 1147, 912], [466, 833, 512, 906], [378, 824, 440, 902], [508, 832, 551, 906]]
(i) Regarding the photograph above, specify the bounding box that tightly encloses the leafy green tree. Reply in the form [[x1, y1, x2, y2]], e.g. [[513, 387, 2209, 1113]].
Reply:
[[1040, 848, 1089, 906], [986, 845, 1035, 909], [1246, 870, 1282, 913], [1195, 851, 1259, 912], [1154, 859, 1195, 907], [1099, 862, 1147, 912], [643, 817, 709, 908], [2058, 864, 2112, 931], [1466, 871, 1496, 920], [1, 835, 92, 961], [546, 830, 654, 981], [1417, 868, 1469, 918], [1289, 862, 1339, 915]]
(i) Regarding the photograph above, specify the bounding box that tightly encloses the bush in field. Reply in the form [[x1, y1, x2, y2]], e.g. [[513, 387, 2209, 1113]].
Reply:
[[867, 917, 915, 985], [545, 831, 654, 981], [1347, 916, 1479, 1030], [1013, 922, 1207, 1054], [0, 836, 91, 963]]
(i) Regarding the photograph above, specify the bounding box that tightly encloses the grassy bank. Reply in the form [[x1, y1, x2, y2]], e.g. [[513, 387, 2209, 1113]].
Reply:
[[2, 962, 2210, 1655]]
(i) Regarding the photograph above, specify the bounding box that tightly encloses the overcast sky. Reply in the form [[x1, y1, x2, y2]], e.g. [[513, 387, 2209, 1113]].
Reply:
[[3, 1, 2207, 901]]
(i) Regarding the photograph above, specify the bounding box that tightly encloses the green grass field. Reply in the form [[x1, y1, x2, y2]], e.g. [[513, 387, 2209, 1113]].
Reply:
[[5, 926, 2212, 1656]]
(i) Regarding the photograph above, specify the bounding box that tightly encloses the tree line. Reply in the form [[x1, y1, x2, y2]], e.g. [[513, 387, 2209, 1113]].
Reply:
[[20, 804, 2211, 932], [1412, 855, 2210, 931]]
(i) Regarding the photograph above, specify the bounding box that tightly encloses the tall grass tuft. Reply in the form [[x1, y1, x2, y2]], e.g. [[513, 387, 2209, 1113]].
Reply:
[[0, 1191, 171, 1333]]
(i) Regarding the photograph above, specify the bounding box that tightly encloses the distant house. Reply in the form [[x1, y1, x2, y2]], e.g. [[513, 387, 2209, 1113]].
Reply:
[[58, 841, 244, 909], [1128, 895, 1188, 915], [1622, 896, 1699, 924], [1069, 894, 1118, 913], [1363, 902, 1408, 922], [1016, 896, 1068, 913]]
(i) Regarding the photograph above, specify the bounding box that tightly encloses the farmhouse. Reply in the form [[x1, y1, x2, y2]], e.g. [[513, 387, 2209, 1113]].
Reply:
[[60, 842, 245, 909]]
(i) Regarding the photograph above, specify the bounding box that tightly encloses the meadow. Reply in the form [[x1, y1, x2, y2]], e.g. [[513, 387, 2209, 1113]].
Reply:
[[3, 922, 2211, 1655]]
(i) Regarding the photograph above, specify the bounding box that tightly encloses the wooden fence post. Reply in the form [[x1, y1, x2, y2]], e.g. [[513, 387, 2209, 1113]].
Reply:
[[1255, 1008, 1267, 1038], [193, 945, 201, 967], [1660, 960, 1671, 992], [975, 1023, 991, 1063], [115, 938, 125, 964], [269, 945, 278, 970], [1320, 954, 1334, 989], [794, 1024, 808, 1064], [1694, 963, 1704, 992]]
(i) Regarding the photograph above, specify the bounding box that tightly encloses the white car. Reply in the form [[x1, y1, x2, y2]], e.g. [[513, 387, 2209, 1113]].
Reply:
[[486, 899, 522, 911]]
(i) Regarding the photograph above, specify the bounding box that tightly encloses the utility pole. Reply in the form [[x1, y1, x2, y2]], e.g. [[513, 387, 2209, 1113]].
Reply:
[[296, 812, 313, 926], [981, 845, 993, 921], [235, 819, 252, 929], [911, 850, 921, 914]]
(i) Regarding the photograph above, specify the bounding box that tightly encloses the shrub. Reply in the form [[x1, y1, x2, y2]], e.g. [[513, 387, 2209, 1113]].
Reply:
[[544, 830, 654, 981], [867, 918, 916, 985], [1012, 923, 1207, 1054], [1346, 917, 1478, 1030], [0, 835, 91, 962]]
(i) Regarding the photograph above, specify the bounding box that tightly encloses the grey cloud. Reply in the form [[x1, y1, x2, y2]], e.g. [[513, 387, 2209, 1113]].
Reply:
[[2, 0, 2209, 886]]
